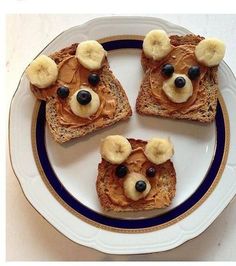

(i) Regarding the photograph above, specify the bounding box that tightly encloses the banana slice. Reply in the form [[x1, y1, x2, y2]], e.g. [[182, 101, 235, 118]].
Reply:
[[100, 135, 132, 164], [145, 138, 174, 165], [195, 38, 226, 67], [76, 40, 106, 70], [69, 87, 100, 118], [124, 173, 151, 201], [162, 73, 193, 103], [143, 29, 172, 60], [26, 55, 58, 88]]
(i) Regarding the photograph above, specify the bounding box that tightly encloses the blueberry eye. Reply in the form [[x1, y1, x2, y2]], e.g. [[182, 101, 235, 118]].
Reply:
[[57, 86, 70, 99], [188, 66, 200, 80], [88, 73, 100, 86], [162, 64, 174, 77], [115, 164, 128, 178], [146, 166, 156, 177]]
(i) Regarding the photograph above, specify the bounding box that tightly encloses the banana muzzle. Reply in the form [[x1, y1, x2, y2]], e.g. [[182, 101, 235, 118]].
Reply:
[[123, 173, 151, 201]]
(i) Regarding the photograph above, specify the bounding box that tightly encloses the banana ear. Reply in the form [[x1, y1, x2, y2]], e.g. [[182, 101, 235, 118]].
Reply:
[[100, 135, 132, 164], [26, 55, 59, 101], [195, 38, 226, 67], [143, 29, 172, 61], [75, 40, 106, 70], [144, 137, 174, 165]]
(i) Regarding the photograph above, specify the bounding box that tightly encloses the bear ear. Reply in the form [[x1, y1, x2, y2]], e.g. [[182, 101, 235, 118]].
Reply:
[[195, 38, 226, 67], [144, 137, 174, 165], [75, 40, 106, 71], [100, 135, 132, 164], [26, 55, 58, 89], [26, 54, 59, 100], [143, 29, 172, 61]]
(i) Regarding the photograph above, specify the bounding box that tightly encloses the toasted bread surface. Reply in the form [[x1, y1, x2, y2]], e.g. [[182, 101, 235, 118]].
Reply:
[[96, 138, 176, 212], [136, 35, 218, 123], [32, 44, 132, 143]]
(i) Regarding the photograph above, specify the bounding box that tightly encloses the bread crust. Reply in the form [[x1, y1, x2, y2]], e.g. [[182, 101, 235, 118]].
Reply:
[[136, 35, 218, 123]]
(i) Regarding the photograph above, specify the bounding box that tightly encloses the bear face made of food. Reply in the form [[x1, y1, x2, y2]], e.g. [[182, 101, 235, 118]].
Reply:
[[137, 30, 226, 120], [26, 41, 132, 142], [96, 135, 176, 212], [26, 41, 116, 125]]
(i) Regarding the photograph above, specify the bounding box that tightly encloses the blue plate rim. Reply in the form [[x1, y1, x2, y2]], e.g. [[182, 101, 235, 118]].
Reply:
[[31, 38, 230, 233]]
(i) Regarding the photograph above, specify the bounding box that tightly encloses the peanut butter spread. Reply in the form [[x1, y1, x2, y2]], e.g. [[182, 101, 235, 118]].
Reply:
[[104, 147, 172, 207], [32, 56, 117, 128], [149, 45, 208, 114]]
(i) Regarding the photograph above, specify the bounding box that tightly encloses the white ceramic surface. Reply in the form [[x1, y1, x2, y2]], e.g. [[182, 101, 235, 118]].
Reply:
[[45, 49, 216, 219], [9, 16, 236, 254]]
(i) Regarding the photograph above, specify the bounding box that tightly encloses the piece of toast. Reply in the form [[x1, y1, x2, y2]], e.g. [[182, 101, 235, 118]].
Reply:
[[96, 138, 176, 212], [31, 44, 132, 143], [136, 35, 218, 123]]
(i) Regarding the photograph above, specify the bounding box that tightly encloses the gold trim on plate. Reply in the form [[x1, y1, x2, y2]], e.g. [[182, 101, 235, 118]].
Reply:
[[31, 94, 230, 234], [30, 32, 230, 235]]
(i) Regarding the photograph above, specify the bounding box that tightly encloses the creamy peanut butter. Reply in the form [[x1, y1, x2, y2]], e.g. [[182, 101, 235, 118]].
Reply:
[[32, 56, 117, 128], [149, 45, 208, 114], [104, 147, 172, 206]]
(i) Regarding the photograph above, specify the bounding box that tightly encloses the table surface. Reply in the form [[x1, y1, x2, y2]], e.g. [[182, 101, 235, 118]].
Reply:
[[6, 14, 236, 261]]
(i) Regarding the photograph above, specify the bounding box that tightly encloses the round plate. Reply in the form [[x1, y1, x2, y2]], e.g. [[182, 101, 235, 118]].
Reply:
[[9, 16, 236, 254]]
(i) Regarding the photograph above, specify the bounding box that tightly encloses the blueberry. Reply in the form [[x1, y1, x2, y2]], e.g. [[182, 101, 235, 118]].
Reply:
[[162, 64, 174, 77], [188, 66, 200, 80], [175, 76, 186, 88], [88, 73, 100, 86], [146, 166, 156, 177], [115, 164, 128, 178], [135, 180, 147, 192], [57, 86, 69, 99], [76, 90, 92, 105]]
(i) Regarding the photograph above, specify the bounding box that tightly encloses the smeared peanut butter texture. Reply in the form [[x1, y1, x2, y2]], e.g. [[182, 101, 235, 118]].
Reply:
[[149, 45, 208, 113], [31, 56, 117, 128], [104, 146, 173, 207]]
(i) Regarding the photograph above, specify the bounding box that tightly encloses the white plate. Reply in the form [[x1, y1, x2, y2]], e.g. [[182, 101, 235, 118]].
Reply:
[[9, 16, 236, 254]]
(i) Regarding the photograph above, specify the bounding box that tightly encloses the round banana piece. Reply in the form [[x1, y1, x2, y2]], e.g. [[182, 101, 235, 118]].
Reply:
[[195, 38, 226, 67], [100, 135, 132, 164], [162, 73, 193, 103], [76, 40, 106, 70], [145, 138, 174, 165], [124, 173, 151, 201], [69, 87, 100, 118], [26, 55, 58, 88], [143, 29, 172, 60]]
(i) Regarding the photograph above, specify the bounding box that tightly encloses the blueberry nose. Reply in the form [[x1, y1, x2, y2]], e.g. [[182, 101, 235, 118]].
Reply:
[[76, 90, 92, 105], [175, 76, 186, 88], [135, 180, 147, 192]]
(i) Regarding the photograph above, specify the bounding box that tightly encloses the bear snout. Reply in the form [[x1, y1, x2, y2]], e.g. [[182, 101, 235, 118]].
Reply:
[[123, 172, 151, 201]]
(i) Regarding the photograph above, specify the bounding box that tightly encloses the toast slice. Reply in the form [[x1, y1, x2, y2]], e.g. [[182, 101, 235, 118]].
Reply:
[[96, 138, 176, 212], [136, 35, 219, 123], [31, 43, 132, 143]]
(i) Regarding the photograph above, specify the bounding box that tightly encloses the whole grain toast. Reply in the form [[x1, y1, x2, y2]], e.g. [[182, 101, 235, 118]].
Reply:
[[96, 138, 176, 212], [31, 43, 132, 143], [136, 35, 219, 123]]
